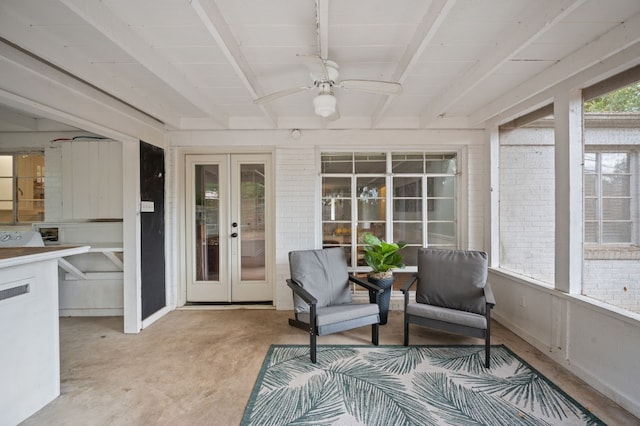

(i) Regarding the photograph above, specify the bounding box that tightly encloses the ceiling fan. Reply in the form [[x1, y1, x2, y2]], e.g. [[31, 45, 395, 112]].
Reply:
[[253, 55, 402, 120]]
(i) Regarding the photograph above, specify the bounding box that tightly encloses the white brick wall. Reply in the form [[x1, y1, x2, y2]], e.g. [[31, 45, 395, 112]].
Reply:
[[274, 146, 317, 309], [499, 140, 555, 284], [499, 124, 640, 313], [467, 144, 485, 250]]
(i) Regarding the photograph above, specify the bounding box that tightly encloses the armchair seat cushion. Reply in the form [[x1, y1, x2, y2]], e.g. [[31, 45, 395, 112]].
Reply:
[[406, 302, 487, 330], [298, 303, 379, 327]]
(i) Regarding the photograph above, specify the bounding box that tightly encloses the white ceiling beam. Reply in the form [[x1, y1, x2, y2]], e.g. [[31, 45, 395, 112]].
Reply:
[[0, 3, 183, 129], [59, 0, 229, 128], [471, 12, 640, 126], [190, 0, 278, 127], [370, 0, 456, 128], [0, 43, 164, 143], [420, 0, 587, 127], [0, 105, 38, 130]]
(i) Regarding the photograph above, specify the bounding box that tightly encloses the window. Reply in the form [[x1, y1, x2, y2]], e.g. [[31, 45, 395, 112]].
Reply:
[[0, 153, 45, 224], [584, 151, 634, 244], [498, 107, 556, 285], [321, 152, 457, 271], [582, 76, 640, 313]]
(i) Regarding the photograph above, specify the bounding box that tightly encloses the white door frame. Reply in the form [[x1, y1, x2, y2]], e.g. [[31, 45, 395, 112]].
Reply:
[[182, 152, 274, 304]]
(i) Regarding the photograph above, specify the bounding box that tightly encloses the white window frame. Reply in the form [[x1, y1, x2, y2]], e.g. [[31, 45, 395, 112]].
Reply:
[[584, 148, 637, 246], [319, 150, 461, 274]]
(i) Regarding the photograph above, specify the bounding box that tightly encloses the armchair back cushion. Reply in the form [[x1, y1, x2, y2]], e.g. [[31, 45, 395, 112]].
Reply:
[[416, 248, 488, 315], [289, 248, 352, 313]]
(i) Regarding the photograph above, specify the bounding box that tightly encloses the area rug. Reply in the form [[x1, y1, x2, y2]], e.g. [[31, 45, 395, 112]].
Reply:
[[241, 344, 604, 426]]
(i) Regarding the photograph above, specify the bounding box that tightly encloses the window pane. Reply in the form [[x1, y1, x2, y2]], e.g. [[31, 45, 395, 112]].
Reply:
[[426, 155, 456, 173], [602, 223, 631, 243], [584, 153, 596, 173], [357, 177, 385, 201], [602, 175, 630, 196], [355, 153, 386, 173], [584, 198, 598, 220], [393, 177, 421, 197], [392, 153, 423, 173], [322, 177, 351, 197], [358, 199, 385, 221], [399, 246, 419, 267], [17, 199, 44, 222], [393, 199, 422, 220], [430, 176, 455, 197], [322, 199, 351, 221], [584, 222, 597, 243], [321, 153, 352, 173], [393, 222, 422, 244], [603, 198, 630, 220], [427, 222, 456, 246], [0, 178, 12, 200], [0, 208, 11, 222], [601, 153, 629, 173], [584, 174, 597, 196], [429, 199, 455, 221], [0, 156, 12, 176]]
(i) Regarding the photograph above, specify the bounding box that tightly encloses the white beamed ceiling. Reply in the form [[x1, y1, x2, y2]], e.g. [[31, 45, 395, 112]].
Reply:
[[1, 0, 639, 131]]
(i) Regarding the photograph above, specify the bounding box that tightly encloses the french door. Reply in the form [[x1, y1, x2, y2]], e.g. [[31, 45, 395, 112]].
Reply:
[[186, 154, 272, 303]]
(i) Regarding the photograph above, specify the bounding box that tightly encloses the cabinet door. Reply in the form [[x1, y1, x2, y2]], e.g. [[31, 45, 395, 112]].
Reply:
[[61, 141, 123, 220]]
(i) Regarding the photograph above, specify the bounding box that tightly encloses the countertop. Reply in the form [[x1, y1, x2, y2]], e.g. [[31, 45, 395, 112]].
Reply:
[[0, 246, 90, 268]]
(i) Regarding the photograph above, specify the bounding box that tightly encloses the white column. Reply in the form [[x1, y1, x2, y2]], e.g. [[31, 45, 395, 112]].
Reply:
[[554, 89, 583, 294], [123, 140, 142, 333], [486, 126, 500, 267]]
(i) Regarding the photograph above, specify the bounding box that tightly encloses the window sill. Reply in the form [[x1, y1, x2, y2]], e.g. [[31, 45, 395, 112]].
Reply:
[[584, 245, 640, 260]]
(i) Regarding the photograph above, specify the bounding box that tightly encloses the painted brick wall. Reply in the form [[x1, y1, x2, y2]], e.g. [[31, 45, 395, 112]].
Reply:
[[274, 146, 317, 309], [499, 124, 640, 313], [499, 133, 555, 284], [467, 144, 486, 250]]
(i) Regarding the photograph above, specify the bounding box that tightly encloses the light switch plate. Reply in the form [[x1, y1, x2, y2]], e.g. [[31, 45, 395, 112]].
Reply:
[[141, 201, 155, 212]]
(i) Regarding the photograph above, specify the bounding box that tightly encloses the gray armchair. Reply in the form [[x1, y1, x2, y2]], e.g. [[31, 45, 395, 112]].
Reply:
[[287, 248, 382, 363], [401, 248, 495, 368]]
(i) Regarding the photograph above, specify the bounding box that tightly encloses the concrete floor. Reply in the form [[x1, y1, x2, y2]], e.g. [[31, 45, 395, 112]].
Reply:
[[22, 309, 638, 425]]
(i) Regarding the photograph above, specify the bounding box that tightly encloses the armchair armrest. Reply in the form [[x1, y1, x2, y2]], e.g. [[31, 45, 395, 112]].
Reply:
[[400, 274, 418, 293], [483, 281, 496, 308], [287, 278, 317, 305], [349, 274, 383, 293]]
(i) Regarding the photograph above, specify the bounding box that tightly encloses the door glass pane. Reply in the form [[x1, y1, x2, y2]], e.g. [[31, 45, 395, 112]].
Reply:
[[195, 165, 219, 281], [240, 164, 265, 281]]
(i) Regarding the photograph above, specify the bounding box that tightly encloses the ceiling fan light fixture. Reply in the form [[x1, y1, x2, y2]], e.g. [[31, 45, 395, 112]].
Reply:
[[313, 93, 336, 117]]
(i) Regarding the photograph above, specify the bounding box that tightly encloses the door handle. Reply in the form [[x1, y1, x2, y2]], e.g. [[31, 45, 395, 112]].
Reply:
[[231, 232, 238, 238]]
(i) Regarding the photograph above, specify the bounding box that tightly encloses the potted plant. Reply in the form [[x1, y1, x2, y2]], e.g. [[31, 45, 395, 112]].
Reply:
[[361, 232, 406, 324]]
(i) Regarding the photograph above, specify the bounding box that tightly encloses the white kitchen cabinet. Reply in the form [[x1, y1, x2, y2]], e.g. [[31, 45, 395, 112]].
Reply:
[[60, 141, 123, 220]]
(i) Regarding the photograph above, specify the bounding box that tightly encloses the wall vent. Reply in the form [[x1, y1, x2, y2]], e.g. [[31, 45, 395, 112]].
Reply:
[[0, 283, 30, 301]]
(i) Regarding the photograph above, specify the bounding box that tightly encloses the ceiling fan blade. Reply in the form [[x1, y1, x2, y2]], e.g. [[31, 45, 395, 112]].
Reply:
[[338, 79, 402, 95], [253, 86, 311, 104], [297, 54, 329, 81]]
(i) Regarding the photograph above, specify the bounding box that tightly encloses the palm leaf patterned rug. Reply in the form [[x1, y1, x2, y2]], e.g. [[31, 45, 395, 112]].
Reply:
[[241, 344, 604, 426]]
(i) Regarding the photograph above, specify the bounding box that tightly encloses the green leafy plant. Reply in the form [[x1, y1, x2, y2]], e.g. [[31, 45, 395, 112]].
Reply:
[[361, 232, 406, 275]]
